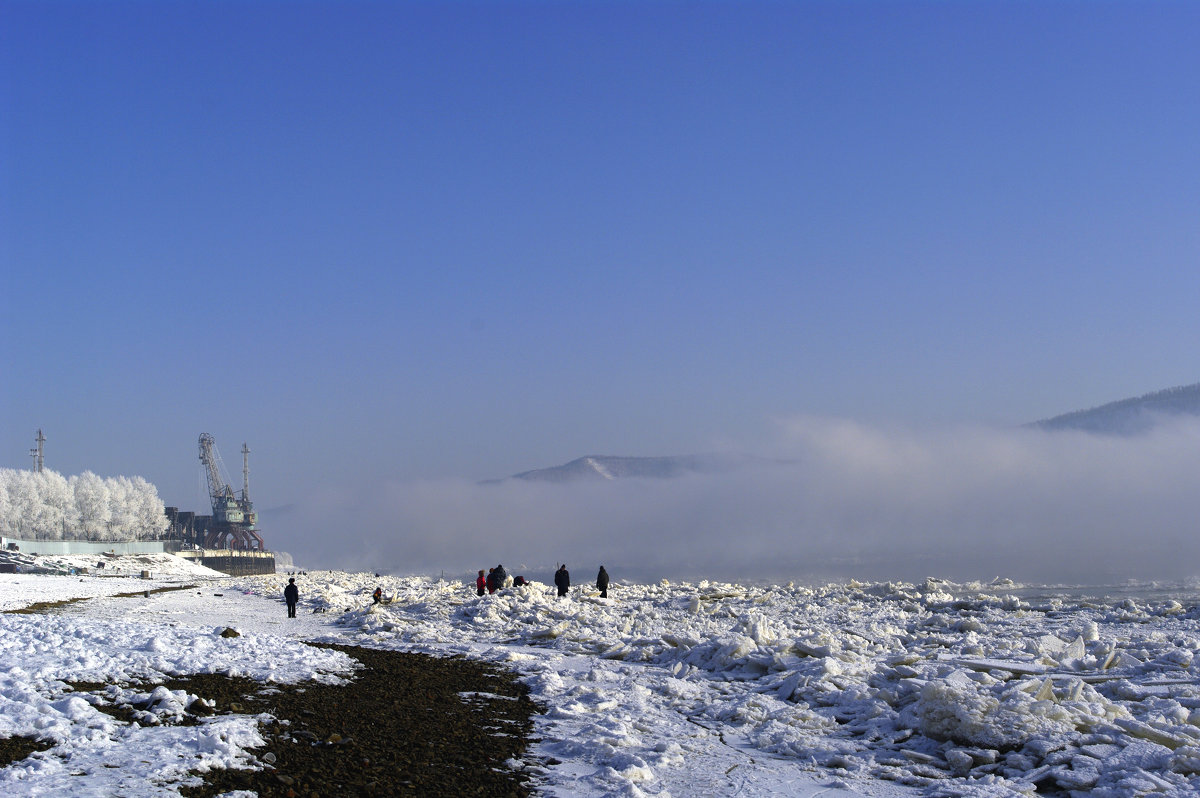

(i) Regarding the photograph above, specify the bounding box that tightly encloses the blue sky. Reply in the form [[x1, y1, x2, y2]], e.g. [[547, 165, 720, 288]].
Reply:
[[3, 1, 1200, 539]]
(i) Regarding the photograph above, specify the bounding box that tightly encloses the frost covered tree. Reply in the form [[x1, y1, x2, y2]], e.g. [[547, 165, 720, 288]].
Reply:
[[38, 470, 76, 540], [8, 470, 49, 538], [0, 476, 11, 536], [2, 470, 35, 537], [1, 469, 75, 540], [130, 476, 168, 540], [70, 471, 112, 540], [0, 468, 168, 541], [104, 476, 133, 540]]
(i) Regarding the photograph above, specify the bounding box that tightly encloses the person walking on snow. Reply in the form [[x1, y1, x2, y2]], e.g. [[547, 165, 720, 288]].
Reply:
[[596, 565, 610, 599], [476, 569, 487, 596], [284, 578, 299, 618], [555, 564, 570, 598]]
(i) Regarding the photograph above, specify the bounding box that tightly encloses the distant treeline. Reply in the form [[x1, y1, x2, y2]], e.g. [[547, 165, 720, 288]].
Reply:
[[1032, 382, 1200, 435], [0, 468, 168, 541]]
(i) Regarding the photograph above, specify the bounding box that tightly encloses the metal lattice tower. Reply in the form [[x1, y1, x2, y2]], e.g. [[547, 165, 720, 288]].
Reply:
[[29, 429, 45, 473], [241, 442, 251, 501]]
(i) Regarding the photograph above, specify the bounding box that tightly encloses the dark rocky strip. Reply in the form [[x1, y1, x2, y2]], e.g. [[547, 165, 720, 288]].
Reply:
[[6, 597, 543, 795], [0, 735, 54, 768], [158, 643, 542, 797]]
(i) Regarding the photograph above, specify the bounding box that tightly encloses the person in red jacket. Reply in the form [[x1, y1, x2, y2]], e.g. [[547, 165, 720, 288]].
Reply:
[[475, 569, 486, 596]]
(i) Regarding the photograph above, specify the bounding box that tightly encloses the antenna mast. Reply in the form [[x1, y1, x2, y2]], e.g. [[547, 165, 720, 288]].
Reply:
[[241, 442, 251, 501], [29, 429, 45, 473]]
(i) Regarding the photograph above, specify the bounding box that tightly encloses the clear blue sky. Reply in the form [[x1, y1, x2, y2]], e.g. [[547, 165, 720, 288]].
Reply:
[[3, 1, 1199, 513]]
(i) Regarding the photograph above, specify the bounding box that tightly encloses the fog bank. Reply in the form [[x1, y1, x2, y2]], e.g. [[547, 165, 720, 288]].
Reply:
[[268, 417, 1200, 585]]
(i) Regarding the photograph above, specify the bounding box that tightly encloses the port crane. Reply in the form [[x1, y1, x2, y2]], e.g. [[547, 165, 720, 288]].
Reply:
[[198, 433, 265, 550]]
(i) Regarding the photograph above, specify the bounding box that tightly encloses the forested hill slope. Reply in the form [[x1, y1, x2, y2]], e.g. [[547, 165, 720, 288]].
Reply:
[[1030, 383, 1200, 435]]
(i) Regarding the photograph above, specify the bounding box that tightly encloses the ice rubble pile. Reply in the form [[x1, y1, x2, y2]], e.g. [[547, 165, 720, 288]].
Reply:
[[231, 571, 1200, 797]]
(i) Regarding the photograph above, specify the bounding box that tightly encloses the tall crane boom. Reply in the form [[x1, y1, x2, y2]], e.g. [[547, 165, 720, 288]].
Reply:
[[197, 432, 263, 550], [199, 433, 224, 503], [199, 433, 242, 523]]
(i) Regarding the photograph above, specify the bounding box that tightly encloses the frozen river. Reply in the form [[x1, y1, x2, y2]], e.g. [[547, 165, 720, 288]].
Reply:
[[5, 559, 1200, 796]]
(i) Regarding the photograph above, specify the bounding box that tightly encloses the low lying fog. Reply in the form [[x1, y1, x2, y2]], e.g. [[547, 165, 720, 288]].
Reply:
[[270, 416, 1200, 586]]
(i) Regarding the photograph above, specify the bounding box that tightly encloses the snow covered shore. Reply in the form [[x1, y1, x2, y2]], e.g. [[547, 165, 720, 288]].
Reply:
[[5, 559, 1200, 796]]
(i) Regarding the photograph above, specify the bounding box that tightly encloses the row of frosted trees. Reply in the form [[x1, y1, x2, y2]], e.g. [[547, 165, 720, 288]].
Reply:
[[0, 468, 168, 541]]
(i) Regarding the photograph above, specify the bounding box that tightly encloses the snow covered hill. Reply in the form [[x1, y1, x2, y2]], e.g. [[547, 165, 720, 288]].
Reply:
[[500, 453, 779, 483], [1030, 382, 1200, 435], [504, 382, 1200, 484]]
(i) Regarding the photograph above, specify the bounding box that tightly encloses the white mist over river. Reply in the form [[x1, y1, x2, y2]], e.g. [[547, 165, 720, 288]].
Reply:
[[268, 416, 1200, 587]]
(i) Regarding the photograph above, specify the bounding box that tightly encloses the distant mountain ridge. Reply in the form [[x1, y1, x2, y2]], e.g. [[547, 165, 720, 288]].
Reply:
[[498, 383, 1200, 485], [503, 453, 769, 484], [1030, 382, 1200, 435]]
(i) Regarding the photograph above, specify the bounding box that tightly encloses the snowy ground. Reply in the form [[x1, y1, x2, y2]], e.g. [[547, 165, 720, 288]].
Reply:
[[5, 558, 1200, 796]]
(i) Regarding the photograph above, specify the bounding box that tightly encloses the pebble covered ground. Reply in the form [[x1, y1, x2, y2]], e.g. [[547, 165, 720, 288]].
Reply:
[[1, 588, 541, 798], [167, 643, 542, 797]]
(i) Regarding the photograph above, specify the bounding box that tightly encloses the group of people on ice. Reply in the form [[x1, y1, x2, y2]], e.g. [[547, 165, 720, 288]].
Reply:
[[283, 562, 614, 617], [476, 563, 610, 599], [477, 565, 532, 594]]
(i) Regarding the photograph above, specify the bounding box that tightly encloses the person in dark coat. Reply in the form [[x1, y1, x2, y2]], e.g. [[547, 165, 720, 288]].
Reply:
[[554, 564, 570, 598], [596, 566, 610, 599], [372, 586, 382, 604], [476, 569, 487, 596], [493, 564, 508, 588], [284, 578, 299, 618], [486, 568, 497, 594], [513, 575, 527, 587]]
